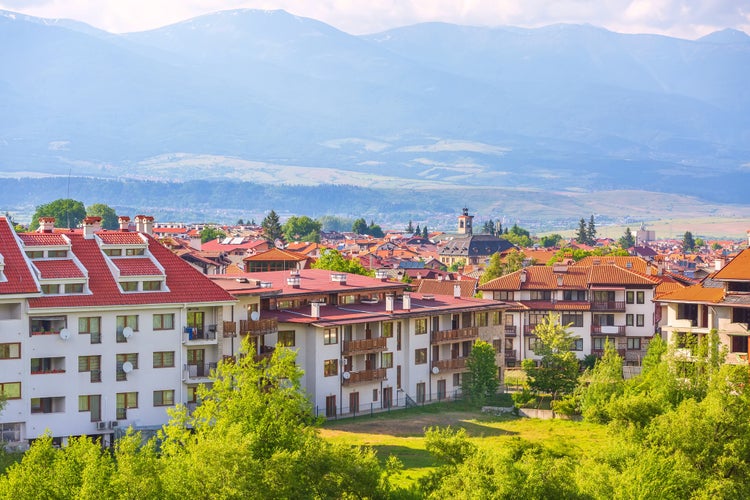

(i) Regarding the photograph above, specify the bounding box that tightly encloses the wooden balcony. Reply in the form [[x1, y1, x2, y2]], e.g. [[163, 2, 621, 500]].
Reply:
[[432, 357, 468, 372], [254, 346, 275, 362], [590, 301, 626, 312], [591, 324, 626, 336], [342, 368, 387, 386], [342, 336, 387, 355], [504, 349, 517, 361], [239, 318, 278, 337], [524, 324, 540, 335], [591, 348, 626, 358], [504, 325, 517, 336], [222, 321, 237, 338], [431, 327, 478, 344]]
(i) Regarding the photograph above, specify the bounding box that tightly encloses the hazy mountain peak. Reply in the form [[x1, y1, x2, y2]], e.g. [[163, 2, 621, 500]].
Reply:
[[698, 28, 750, 44]]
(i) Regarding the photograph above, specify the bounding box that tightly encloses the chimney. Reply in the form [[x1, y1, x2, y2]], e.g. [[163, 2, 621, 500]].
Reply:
[[519, 269, 527, 283], [385, 294, 395, 312], [38, 217, 55, 233], [118, 216, 130, 231], [82, 216, 101, 239], [134, 215, 154, 235], [310, 302, 321, 319], [287, 276, 301, 288], [331, 273, 347, 285], [715, 258, 725, 271], [646, 263, 652, 276], [556, 275, 564, 287], [402, 292, 411, 311], [453, 284, 461, 298]]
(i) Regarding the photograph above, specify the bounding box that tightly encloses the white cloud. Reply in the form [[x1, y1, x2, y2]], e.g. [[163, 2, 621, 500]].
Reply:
[[0, 0, 747, 38]]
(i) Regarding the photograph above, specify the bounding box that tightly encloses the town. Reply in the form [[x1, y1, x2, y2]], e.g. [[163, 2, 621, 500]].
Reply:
[[1, 204, 748, 450]]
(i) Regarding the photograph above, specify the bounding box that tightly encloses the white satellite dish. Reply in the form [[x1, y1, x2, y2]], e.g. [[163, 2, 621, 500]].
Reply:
[[250, 311, 260, 321], [59, 328, 71, 340], [342, 371, 351, 379], [122, 361, 134, 373], [432, 366, 440, 375], [122, 326, 133, 338]]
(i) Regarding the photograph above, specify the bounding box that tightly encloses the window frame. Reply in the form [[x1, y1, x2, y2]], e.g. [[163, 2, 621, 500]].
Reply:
[[152, 351, 175, 368], [152, 313, 175, 331], [0, 343, 21, 360], [323, 359, 338, 377], [153, 389, 175, 407], [323, 328, 338, 345], [414, 318, 428, 335], [415, 348, 427, 365]]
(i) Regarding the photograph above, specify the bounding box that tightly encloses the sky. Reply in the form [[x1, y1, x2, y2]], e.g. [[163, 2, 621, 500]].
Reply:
[[0, 0, 748, 39]]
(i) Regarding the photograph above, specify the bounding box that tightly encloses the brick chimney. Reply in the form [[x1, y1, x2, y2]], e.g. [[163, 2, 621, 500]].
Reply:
[[82, 216, 101, 239]]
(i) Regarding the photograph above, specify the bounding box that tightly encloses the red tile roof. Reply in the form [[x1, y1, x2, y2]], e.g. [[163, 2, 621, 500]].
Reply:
[[18, 233, 68, 246], [28, 233, 235, 308], [243, 247, 308, 262], [0, 218, 39, 295], [656, 284, 725, 303], [113, 258, 163, 276], [97, 232, 146, 245], [714, 249, 750, 281], [32, 259, 85, 279]]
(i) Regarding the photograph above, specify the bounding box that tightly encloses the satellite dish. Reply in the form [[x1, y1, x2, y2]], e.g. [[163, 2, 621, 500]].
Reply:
[[122, 361, 134, 373], [432, 366, 440, 375], [342, 371, 351, 379], [122, 326, 133, 338], [250, 311, 260, 321], [59, 328, 71, 340]]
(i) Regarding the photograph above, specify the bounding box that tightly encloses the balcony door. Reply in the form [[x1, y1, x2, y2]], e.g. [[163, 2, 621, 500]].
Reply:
[[187, 311, 205, 336], [382, 387, 393, 409], [349, 392, 359, 415]]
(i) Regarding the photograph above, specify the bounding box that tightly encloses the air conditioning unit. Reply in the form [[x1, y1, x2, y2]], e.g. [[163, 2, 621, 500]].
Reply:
[[109, 421, 119, 429], [96, 421, 107, 430]]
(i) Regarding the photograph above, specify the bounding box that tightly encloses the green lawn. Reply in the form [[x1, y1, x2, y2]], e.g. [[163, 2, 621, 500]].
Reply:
[[320, 401, 610, 489]]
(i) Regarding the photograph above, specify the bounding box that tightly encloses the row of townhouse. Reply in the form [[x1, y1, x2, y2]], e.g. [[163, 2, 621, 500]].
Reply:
[[657, 248, 750, 363], [0, 215, 510, 446], [478, 260, 663, 371]]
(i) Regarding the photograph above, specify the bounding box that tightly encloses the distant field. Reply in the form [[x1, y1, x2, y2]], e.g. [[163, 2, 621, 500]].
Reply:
[[553, 217, 750, 240], [320, 402, 610, 489]]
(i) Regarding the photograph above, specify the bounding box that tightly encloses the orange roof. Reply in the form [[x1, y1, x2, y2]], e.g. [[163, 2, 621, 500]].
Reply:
[[714, 249, 750, 281], [656, 284, 724, 303], [243, 247, 307, 262], [479, 265, 589, 291], [573, 256, 649, 273], [98, 232, 146, 245], [18, 233, 68, 246], [417, 279, 477, 298]]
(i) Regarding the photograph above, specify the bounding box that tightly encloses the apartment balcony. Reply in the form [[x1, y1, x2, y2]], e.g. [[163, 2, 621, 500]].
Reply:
[[239, 318, 278, 337], [342, 336, 387, 355], [625, 349, 647, 364], [432, 357, 469, 372], [254, 346, 275, 362], [222, 321, 237, 338], [183, 362, 218, 381], [591, 348, 626, 358], [524, 324, 540, 335], [590, 301, 626, 312], [504, 325, 517, 336], [504, 349, 518, 361], [341, 368, 387, 386], [431, 327, 478, 344], [183, 326, 217, 344], [591, 324, 626, 336]]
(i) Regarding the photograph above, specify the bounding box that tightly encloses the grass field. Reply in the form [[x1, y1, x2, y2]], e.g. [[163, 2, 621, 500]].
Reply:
[[320, 400, 610, 489]]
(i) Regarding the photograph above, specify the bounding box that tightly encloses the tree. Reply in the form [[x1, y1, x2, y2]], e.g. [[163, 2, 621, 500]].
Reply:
[[694, 237, 704, 248], [501, 224, 533, 247], [482, 219, 495, 235], [422, 225, 429, 238], [86, 203, 118, 229], [237, 218, 244, 225], [367, 221, 384, 238], [503, 250, 527, 274], [318, 215, 353, 232], [311, 249, 372, 276], [521, 313, 580, 401], [465, 340, 499, 405], [351, 218, 368, 235], [575, 218, 588, 245], [587, 214, 597, 244], [578, 339, 625, 423], [415, 224, 421, 236], [480, 253, 503, 285], [30, 199, 86, 230], [261, 210, 283, 242], [539, 233, 562, 248], [200, 226, 226, 243], [683, 231, 695, 253], [406, 220, 414, 233], [618, 227, 635, 249], [282, 215, 321, 243]]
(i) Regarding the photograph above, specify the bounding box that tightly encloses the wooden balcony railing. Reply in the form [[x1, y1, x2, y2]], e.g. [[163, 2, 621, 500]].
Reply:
[[431, 327, 478, 344], [591, 348, 626, 358], [591, 324, 626, 336], [504, 349, 517, 360], [590, 301, 626, 312], [239, 318, 278, 337], [342, 336, 387, 354], [222, 321, 237, 338], [504, 325, 517, 336], [432, 357, 469, 371], [342, 368, 387, 386]]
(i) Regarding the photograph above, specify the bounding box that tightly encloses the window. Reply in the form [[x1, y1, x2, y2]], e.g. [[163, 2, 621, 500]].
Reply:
[[278, 330, 295, 346], [372, 389, 378, 402], [453, 373, 461, 386], [143, 281, 161, 291], [103, 248, 122, 256], [25, 250, 43, 259], [153, 314, 174, 331], [636, 291, 645, 304], [415, 348, 427, 364], [120, 281, 138, 292], [153, 390, 175, 407], [382, 322, 393, 338], [626, 314, 634, 326], [324, 359, 338, 377], [572, 338, 583, 351], [381, 352, 393, 369], [528, 338, 542, 352], [504, 338, 514, 351], [494, 291, 513, 301], [48, 250, 67, 258], [397, 323, 402, 351], [530, 290, 552, 300], [116, 392, 138, 419], [416, 382, 426, 403], [187, 386, 199, 403], [627, 338, 642, 350], [116, 315, 138, 342], [40, 284, 60, 295], [0, 343, 20, 360], [561, 311, 583, 328], [116, 353, 138, 381], [492, 311, 502, 325], [65, 283, 84, 293], [30, 316, 66, 335], [636, 314, 645, 327], [594, 314, 615, 326], [323, 328, 338, 345], [415, 318, 427, 335], [593, 338, 606, 350], [563, 290, 586, 301], [626, 291, 634, 304], [78, 355, 101, 372], [0, 382, 21, 399], [476, 312, 488, 327], [731, 336, 748, 353], [78, 317, 100, 334], [126, 248, 145, 256], [153, 351, 175, 368], [79, 395, 93, 411], [31, 397, 61, 414]]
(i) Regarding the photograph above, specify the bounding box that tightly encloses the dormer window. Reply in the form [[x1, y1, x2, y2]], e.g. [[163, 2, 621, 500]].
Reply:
[[126, 248, 145, 256], [104, 249, 123, 257], [25, 250, 43, 259], [142, 281, 162, 291], [64, 283, 84, 294], [120, 281, 138, 292], [41, 284, 60, 295], [48, 250, 67, 258]]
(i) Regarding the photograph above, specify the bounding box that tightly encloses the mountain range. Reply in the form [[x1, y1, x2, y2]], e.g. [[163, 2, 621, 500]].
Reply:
[[1, 9, 749, 228]]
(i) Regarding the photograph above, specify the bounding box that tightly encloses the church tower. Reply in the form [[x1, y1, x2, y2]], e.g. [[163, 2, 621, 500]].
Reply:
[[457, 207, 473, 235]]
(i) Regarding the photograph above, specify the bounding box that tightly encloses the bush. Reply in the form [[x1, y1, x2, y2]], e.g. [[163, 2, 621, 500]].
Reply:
[[512, 389, 535, 408]]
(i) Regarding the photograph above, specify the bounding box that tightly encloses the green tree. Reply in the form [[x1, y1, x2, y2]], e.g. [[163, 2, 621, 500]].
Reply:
[[86, 203, 118, 229], [311, 248, 372, 276], [422, 225, 429, 238], [465, 340, 499, 406], [575, 218, 589, 245], [587, 214, 597, 244], [318, 215, 353, 232], [448, 259, 466, 272], [415, 224, 421, 236], [539, 233, 562, 248], [521, 313, 580, 401], [618, 227, 635, 248], [368, 221, 384, 238], [480, 253, 504, 285], [481, 219, 495, 235], [30, 198, 86, 230], [351, 218, 368, 235], [683, 231, 695, 253], [261, 210, 283, 242], [578, 339, 625, 423], [406, 220, 414, 233], [282, 215, 321, 243], [694, 237, 704, 248], [200, 226, 226, 243], [504, 250, 527, 275]]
